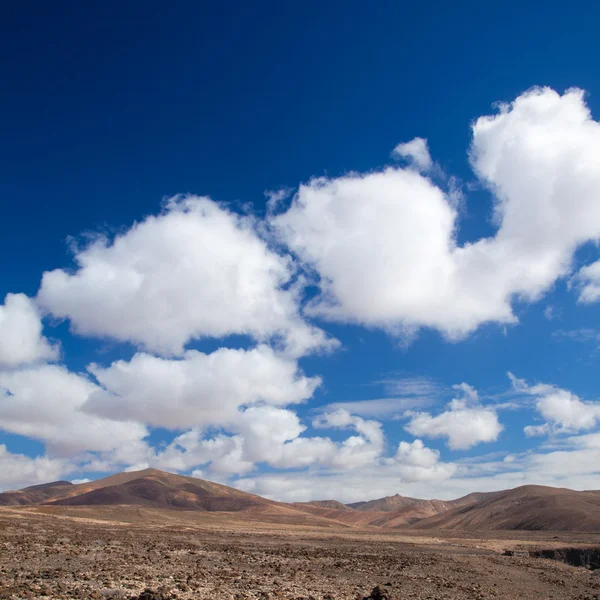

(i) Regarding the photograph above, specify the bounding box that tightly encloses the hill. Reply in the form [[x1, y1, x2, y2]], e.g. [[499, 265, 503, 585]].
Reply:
[[0, 480, 74, 506], [338, 492, 493, 527], [0, 469, 353, 529], [409, 485, 600, 532], [3, 470, 600, 532], [347, 494, 425, 512]]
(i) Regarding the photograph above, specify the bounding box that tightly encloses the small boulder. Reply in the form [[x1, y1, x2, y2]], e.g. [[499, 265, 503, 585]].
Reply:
[[363, 586, 391, 600]]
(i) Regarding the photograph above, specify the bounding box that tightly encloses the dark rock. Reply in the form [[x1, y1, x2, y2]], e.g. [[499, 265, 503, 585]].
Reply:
[[364, 586, 391, 600], [531, 547, 600, 570]]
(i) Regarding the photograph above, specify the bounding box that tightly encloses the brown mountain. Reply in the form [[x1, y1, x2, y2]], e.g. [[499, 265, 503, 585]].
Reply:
[[0, 480, 74, 506], [347, 494, 424, 512], [338, 492, 494, 527], [0, 469, 352, 529], [409, 485, 600, 532], [0, 469, 272, 509], [3, 470, 600, 532]]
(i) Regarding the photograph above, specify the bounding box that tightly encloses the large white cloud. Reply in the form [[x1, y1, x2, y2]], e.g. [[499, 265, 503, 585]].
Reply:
[[38, 196, 334, 357], [272, 87, 600, 340], [0, 364, 148, 456], [6, 85, 600, 499], [0, 294, 58, 368], [85, 345, 320, 429]]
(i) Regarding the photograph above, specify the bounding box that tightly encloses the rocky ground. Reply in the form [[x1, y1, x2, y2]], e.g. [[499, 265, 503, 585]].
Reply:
[[0, 508, 599, 600]]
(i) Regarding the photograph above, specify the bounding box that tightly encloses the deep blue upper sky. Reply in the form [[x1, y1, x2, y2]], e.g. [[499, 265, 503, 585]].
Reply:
[[1, 1, 600, 500], [3, 0, 599, 288]]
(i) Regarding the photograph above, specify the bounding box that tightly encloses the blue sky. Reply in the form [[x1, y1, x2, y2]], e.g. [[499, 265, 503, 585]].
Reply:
[[1, 1, 600, 501]]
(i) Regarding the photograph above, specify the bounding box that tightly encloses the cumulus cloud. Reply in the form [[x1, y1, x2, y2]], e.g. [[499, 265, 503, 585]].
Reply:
[[150, 406, 387, 475], [7, 85, 600, 497], [272, 87, 600, 341], [391, 137, 433, 171], [85, 345, 320, 430], [236, 436, 457, 503], [234, 432, 600, 503], [0, 445, 73, 491], [513, 375, 600, 435], [231, 426, 456, 503], [0, 294, 58, 368], [311, 409, 385, 469], [394, 439, 439, 467], [0, 364, 148, 456], [38, 196, 334, 357], [405, 383, 502, 450]]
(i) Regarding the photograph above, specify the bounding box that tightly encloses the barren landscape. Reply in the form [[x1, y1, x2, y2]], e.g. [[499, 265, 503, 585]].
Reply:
[[1, 470, 599, 600]]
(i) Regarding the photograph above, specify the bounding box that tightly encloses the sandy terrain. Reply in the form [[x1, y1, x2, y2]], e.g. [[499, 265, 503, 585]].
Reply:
[[0, 506, 599, 600]]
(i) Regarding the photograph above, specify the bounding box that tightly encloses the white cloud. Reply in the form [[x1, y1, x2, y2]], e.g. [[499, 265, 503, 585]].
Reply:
[[0, 294, 58, 368], [514, 376, 600, 435], [38, 196, 334, 357], [234, 434, 600, 503], [272, 87, 600, 341], [391, 137, 433, 171], [323, 376, 440, 417], [151, 406, 387, 475], [405, 384, 502, 450], [573, 259, 600, 303], [8, 85, 600, 500], [553, 328, 600, 344], [0, 445, 73, 491], [0, 364, 148, 456], [154, 431, 254, 475], [85, 345, 320, 430], [394, 439, 439, 467], [524, 424, 551, 437], [233, 430, 456, 503], [312, 409, 385, 469], [450, 382, 479, 407], [321, 397, 433, 418], [236, 438, 457, 503]]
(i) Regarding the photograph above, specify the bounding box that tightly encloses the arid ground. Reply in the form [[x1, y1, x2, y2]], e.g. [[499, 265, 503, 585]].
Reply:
[[1, 506, 599, 600]]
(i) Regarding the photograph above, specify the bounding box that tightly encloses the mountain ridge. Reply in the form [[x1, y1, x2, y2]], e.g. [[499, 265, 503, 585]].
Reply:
[[2, 469, 599, 532]]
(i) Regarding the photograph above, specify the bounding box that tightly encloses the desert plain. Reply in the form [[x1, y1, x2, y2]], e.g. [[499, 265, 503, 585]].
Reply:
[[1, 504, 599, 600], [1, 469, 600, 600]]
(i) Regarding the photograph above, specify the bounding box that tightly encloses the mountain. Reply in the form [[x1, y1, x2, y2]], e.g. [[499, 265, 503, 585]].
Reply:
[[338, 492, 495, 527], [347, 494, 424, 512], [0, 468, 275, 511], [409, 485, 600, 532], [0, 469, 352, 528], [50, 474, 267, 511], [0, 480, 74, 506], [3, 471, 600, 532]]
